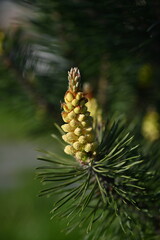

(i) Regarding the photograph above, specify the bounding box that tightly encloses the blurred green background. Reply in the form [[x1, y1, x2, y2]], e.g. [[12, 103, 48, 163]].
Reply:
[[0, 0, 160, 239]]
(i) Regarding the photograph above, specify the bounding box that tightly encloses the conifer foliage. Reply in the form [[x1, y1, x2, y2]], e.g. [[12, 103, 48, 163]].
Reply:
[[37, 68, 160, 240]]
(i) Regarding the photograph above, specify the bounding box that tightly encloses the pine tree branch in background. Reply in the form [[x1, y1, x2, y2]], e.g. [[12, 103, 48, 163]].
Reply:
[[97, 55, 109, 112], [1, 26, 54, 115], [2, 54, 54, 115], [1, 23, 69, 120]]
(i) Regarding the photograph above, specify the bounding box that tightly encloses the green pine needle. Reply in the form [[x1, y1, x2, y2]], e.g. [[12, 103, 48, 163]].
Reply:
[[37, 120, 160, 239]]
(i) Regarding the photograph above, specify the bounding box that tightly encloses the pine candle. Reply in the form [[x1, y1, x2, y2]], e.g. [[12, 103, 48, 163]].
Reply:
[[61, 67, 97, 163]]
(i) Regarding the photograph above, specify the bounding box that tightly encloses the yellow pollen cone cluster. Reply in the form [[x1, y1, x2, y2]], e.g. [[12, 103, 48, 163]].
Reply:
[[83, 83, 103, 129], [61, 67, 97, 163]]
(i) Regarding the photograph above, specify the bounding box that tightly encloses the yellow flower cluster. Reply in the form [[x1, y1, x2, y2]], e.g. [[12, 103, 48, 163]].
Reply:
[[61, 68, 97, 163], [86, 98, 103, 128]]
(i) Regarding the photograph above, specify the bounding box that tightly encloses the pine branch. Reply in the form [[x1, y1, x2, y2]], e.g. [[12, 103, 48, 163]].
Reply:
[[37, 68, 160, 240]]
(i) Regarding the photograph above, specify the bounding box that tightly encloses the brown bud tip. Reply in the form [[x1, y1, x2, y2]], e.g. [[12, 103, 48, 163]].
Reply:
[[68, 67, 81, 92]]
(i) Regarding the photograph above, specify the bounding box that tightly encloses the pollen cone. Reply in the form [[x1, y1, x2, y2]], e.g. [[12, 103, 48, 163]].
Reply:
[[61, 67, 97, 163]]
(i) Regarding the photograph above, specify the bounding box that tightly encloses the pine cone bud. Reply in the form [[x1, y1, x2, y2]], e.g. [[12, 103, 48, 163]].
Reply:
[[61, 67, 97, 164]]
